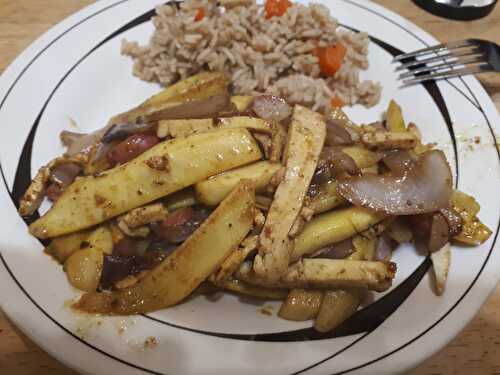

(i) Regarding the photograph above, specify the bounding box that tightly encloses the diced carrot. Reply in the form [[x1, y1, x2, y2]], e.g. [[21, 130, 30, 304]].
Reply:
[[317, 43, 347, 77], [331, 96, 344, 108], [265, 0, 292, 19], [195, 7, 205, 22]]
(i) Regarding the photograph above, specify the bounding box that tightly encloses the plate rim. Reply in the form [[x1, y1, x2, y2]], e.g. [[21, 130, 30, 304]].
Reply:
[[0, 1, 499, 374]]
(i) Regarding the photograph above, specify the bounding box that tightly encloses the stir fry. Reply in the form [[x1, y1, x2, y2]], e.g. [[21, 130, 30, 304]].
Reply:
[[21, 72, 492, 332]]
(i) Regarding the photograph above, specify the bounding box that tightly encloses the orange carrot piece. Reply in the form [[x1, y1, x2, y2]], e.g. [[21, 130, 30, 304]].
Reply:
[[195, 8, 205, 22], [331, 96, 344, 108], [265, 0, 292, 19], [317, 43, 347, 77]]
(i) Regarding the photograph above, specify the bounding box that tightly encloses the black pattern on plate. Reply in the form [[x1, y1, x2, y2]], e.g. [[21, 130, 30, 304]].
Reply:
[[0, 0, 496, 374]]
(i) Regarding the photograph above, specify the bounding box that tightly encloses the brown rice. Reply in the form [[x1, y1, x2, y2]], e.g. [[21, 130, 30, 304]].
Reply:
[[121, 0, 381, 111]]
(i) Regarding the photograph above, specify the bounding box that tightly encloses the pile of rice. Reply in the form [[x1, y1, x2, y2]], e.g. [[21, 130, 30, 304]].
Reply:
[[122, 0, 381, 111]]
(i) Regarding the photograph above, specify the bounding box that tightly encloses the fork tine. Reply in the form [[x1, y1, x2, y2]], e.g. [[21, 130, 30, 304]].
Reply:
[[394, 49, 482, 71], [401, 64, 491, 86], [398, 55, 486, 79], [392, 40, 474, 62]]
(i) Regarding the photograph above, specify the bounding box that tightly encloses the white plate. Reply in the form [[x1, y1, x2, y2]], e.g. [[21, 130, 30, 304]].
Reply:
[[0, 1, 498, 374]]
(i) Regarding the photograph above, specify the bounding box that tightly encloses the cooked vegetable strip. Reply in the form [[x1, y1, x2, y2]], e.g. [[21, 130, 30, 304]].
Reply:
[[214, 278, 288, 300], [341, 147, 382, 169], [111, 72, 229, 124], [164, 188, 197, 211], [238, 259, 396, 292], [157, 119, 214, 138], [64, 226, 113, 292], [45, 229, 93, 264], [255, 105, 326, 281], [451, 190, 492, 245], [431, 243, 451, 296], [121, 203, 167, 229], [314, 289, 362, 332], [218, 116, 273, 134], [19, 154, 87, 216], [213, 236, 258, 283], [361, 131, 418, 150], [157, 116, 272, 140], [230, 95, 254, 112], [278, 289, 323, 321], [291, 207, 386, 262], [270, 123, 287, 163], [386, 100, 406, 132], [307, 181, 346, 214], [29, 129, 262, 238], [195, 161, 281, 206], [76, 181, 256, 314]]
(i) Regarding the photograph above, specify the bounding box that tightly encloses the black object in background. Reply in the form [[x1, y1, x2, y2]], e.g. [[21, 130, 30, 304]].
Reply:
[[413, 0, 498, 20]]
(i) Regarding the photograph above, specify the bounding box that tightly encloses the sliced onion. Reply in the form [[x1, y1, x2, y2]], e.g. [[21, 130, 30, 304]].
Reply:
[[50, 163, 81, 187], [440, 207, 463, 236], [102, 121, 156, 143], [113, 237, 138, 258], [252, 95, 292, 123], [144, 93, 230, 122], [338, 150, 452, 215], [382, 150, 416, 175], [320, 147, 360, 177], [410, 213, 450, 253], [312, 238, 354, 259], [63, 126, 110, 156], [311, 163, 332, 186], [60, 131, 86, 148], [325, 120, 354, 146], [46, 183, 64, 202], [101, 255, 135, 289], [429, 213, 450, 252], [374, 234, 397, 261], [152, 207, 210, 244]]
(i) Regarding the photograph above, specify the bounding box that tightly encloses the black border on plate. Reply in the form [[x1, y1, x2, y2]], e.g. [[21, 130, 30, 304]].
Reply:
[[0, 0, 497, 374]]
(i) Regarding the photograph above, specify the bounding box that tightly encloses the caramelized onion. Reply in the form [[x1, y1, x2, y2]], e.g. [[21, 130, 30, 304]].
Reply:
[[325, 120, 354, 146], [60, 131, 86, 148], [63, 127, 110, 156], [374, 234, 397, 261], [411, 212, 450, 253], [382, 150, 416, 175], [320, 147, 360, 177], [338, 150, 452, 215], [252, 95, 292, 123], [144, 93, 230, 122], [440, 208, 463, 237], [50, 163, 81, 187], [312, 238, 354, 259], [101, 255, 135, 289], [102, 121, 156, 143]]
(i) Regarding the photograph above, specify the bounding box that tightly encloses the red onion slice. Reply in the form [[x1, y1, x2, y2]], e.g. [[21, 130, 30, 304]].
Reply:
[[312, 238, 354, 259], [374, 234, 398, 261], [252, 95, 292, 123], [382, 150, 417, 175], [325, 120, 354, 146], [338, 150, 452, 215]]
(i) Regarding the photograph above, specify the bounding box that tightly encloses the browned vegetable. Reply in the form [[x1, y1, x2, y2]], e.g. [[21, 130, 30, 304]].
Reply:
[[278, 289, 323, 321], [76, 180, 255, 314], [338, 150, 452, 215]]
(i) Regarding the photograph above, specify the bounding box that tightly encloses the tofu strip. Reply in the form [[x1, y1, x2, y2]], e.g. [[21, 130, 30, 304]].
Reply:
[[254, 105, 326, 281], [239, 259, 396, 292]]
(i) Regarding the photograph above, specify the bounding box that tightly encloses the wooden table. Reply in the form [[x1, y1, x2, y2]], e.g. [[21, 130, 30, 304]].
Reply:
[[0, 1, 498, 374]]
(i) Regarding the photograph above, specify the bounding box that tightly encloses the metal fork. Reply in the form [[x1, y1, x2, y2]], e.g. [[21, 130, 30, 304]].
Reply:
[[393, 39, 500, 86]]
